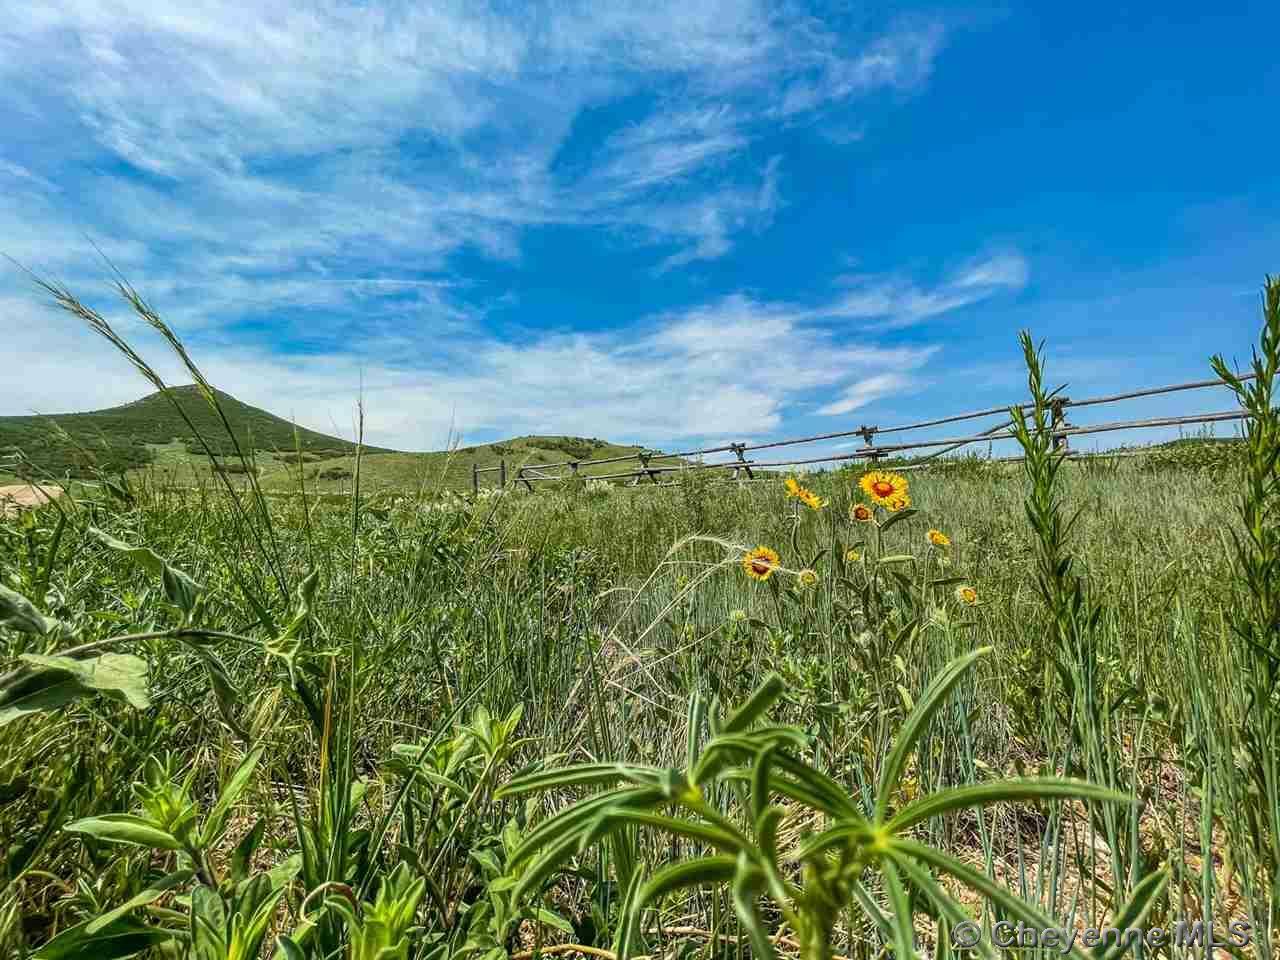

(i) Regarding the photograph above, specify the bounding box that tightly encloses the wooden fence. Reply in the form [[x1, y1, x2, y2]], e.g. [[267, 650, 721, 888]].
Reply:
[[472, 373, 1256, 493]]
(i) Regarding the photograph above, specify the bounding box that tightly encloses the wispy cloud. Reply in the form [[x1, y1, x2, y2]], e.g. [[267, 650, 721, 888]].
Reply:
[[823, 251, 1029, 328]]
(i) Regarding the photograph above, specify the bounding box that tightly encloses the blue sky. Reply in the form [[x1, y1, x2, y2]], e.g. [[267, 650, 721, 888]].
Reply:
[[1, 1, 1276, 458]]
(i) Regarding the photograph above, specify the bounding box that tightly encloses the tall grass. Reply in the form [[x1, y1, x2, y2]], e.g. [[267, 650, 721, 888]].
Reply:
[[0, 277, 1276, 959]]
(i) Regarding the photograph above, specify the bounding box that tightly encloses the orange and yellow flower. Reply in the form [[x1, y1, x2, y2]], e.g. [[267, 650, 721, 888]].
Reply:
[[927, 529, 951, 548], [955, 585, 978, 606], [785, 476, 826, 510], [850, 503, 874, 523], [742, 546, 780, 581], [859, 470, 910, 510]]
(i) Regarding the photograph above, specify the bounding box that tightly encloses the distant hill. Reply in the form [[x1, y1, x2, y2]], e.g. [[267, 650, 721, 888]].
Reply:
[[260, 435, 656, 493], [0, 385, 388, 479], [0, 387, 662, 490]]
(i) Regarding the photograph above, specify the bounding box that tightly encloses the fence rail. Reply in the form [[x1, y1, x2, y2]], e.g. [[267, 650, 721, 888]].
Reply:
[[472, 372, 1256, 492]]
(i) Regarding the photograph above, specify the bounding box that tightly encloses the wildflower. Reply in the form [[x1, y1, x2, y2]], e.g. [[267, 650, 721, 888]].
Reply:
[[785, 476, 826, 510], [729, 608, 748, 623], [927, 529, 951, 548], [742, 546, 780, 581], [955, 585, 978, 605], [797, 568, 819, 588], [850, 503, 874, 523], [860, 470, 909, 509], [844, 548, 860, 563]]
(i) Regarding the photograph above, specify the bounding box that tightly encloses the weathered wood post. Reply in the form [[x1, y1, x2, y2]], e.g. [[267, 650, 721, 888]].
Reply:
[[729, 442, 753, 482], [859, 424, 882, 464], [499, 458, 507, 488], [472, 462, 479, 495], [1050, 397, 1070, 452]]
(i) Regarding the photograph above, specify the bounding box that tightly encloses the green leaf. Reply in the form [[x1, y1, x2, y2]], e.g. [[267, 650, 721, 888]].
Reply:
[[200, 746, 264, 847], [507, 787, 663, 867], [20, 653, 150, 709], [722, 673, 785, 733], [274, 935, 306, 960], [64, 813, 182, 851], [588, 810, 746, 855], [892, 838, 1093, 960], [880, 855, 919, 960], [497, 762, 664, 798], [535, 907, 576, 935], [231, 818, 267, 884], [880, 508, 918, 532], [634, 856, 737, 909], [89, 527, 204, 614], [1, 653, 150, 726], [876, 648, 990, 822], [1093, 870, 1169, 960], [887, 778, 1133, 834], [730, 853, 776, 960], [0, 582, 54, 635], [32, 916, 174, 959], [86, 869, 193, 934]]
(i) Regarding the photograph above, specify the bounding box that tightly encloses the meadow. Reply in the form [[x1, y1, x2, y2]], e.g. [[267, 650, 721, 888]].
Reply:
[[0, 277, 1277, 960]]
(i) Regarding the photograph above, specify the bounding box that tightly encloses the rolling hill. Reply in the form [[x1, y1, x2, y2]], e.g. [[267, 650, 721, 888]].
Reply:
[[0, 386, 657, 491], [0, 386, 388, 479]]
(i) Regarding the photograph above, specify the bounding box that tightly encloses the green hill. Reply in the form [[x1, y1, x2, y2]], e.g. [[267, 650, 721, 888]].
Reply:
[[0, 387, 669, 491], [0, 385, 388, 479], [260, 435, 657, 493]]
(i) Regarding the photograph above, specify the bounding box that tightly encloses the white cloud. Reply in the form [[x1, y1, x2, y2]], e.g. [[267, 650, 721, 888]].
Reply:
[[823, 251, 1029, 328], [0, 0, 948, 286], [4, 284, 940, 451], [817, 372, 914, 415]]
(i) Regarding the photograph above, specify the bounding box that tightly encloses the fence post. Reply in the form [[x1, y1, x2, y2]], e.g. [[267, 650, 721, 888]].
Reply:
[[858, 425, 881, 465], [499, 458, 507, 488], [472, 462, 479, 495], [518, 466, 534, 492], [729, 443, 753, 482], [1051, 397, 1070, 452]]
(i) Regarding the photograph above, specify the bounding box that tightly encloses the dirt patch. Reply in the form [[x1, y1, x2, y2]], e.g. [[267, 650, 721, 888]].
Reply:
[[0, 484, 65, 518]]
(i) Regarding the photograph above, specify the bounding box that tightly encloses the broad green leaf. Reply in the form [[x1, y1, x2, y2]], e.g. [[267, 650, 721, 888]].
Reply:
[[64, 813, 182, 851], [274, 935, 306, 960], [20, 653, 150, 709], [1, 653, 149, 726], [887, 778, 1132, 834], [86, 869, 193, 934], [32, 916, 174, 959]]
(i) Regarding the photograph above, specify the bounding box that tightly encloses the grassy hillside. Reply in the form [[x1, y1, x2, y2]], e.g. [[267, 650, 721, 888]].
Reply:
[[0, 385, 389, 479], [258, 434, 656, 492]]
